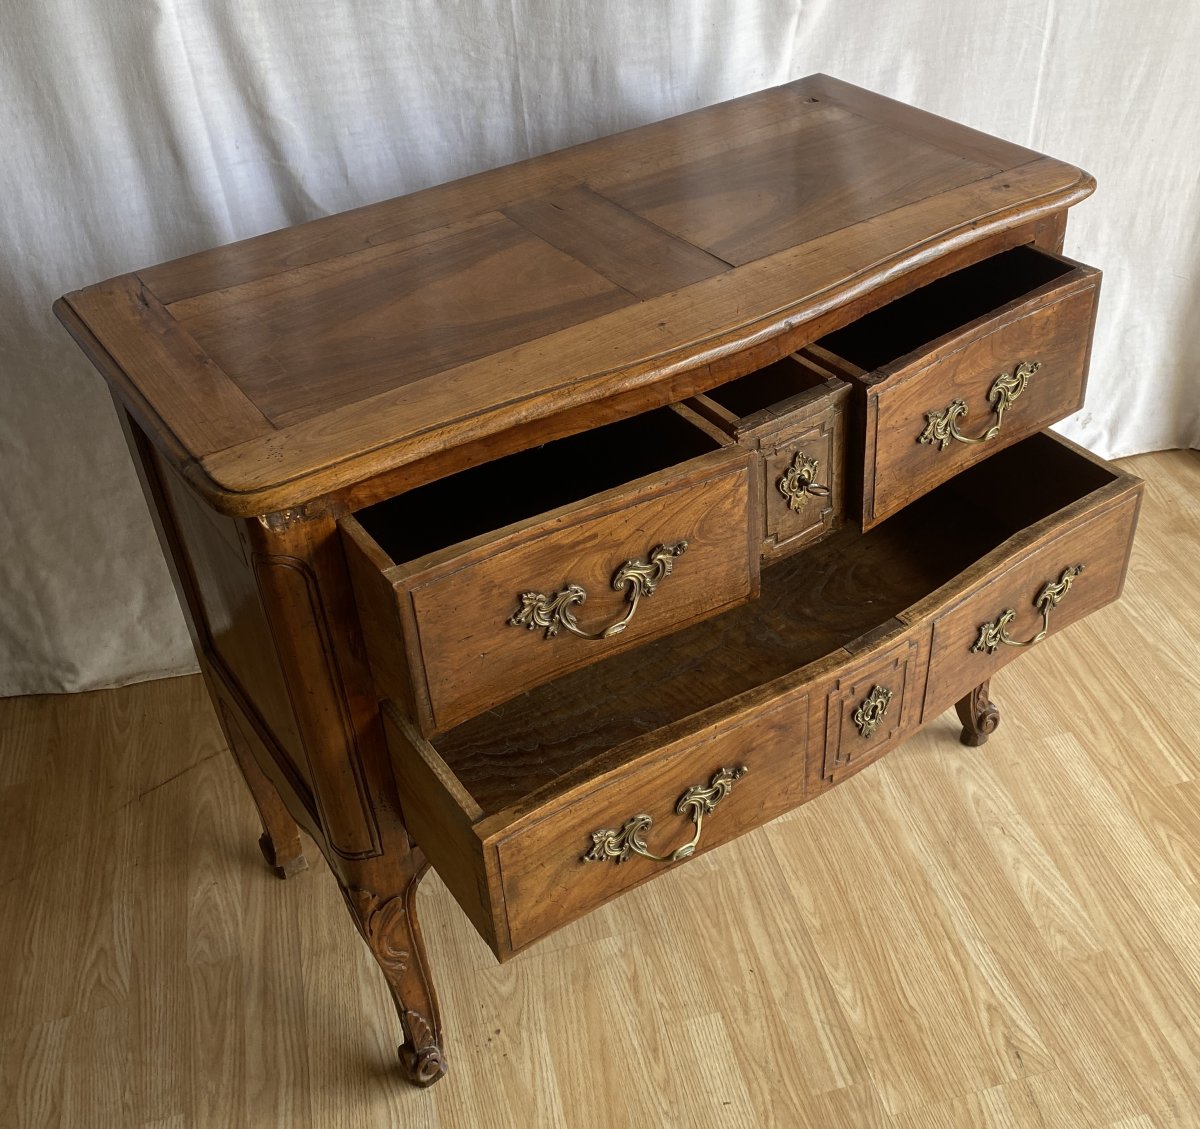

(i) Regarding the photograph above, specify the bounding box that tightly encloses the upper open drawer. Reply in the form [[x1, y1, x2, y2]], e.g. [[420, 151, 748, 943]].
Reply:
[[341, 405, 759, 736], [802, 245, 1101, 530], [687, 356, 851, 559]]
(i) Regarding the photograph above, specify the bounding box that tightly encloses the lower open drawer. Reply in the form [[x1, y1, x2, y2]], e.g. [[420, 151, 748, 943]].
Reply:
[[383, 433, 1142, 961]]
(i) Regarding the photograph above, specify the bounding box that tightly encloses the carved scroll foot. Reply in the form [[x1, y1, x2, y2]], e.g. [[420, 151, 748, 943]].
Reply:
[[219, 703, 308, 879], [955, 681, 1001, 747], [342, 851, 448, 1088], [399, 1028, 448, 1087]]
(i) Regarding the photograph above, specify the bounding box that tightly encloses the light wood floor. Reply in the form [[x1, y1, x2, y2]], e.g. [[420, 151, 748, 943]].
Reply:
[[2, 449, 1198, 1129]]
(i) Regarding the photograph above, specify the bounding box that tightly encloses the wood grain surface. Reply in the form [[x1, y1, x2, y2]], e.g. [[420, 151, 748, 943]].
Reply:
[[692, 362, 852, 556], [343, 409, 758, 734], [2, 449, 1195, 1128], [594, 104, 987, 266], [494, 686, 811, 953], [923, 490, 1141, 719], [427, 434, 1128, 817], [815, 246, 1102, 528], [369, 436, 1138, 959], [55, 75, 1095, 516], [171, 216, 638, 427], [403, 449, 755, 733], [500, 185, 731, 299]]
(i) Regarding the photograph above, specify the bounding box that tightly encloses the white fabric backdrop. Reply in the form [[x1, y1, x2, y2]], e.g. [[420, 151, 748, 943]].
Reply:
[[2, 0, 1197, 697]]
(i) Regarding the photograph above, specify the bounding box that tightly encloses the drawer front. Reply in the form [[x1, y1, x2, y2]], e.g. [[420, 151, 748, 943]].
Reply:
[[816, 632, 927, 791], [408, 452, 756, 732], [688, 361, 850, 559], [494, 686, 811, 954], [867, 279, 1098, 526], [923, 488, 1140, 720], [759, 400, 846, 556], [808, 253, 1101, 530]]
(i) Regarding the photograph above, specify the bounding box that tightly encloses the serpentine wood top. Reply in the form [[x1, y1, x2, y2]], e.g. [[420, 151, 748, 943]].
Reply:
[[56, 74, 1094, 516]]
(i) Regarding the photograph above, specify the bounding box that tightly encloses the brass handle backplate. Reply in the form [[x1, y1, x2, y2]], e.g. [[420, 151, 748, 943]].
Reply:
[[778, 451, 831, 513], [971, 564, 1083, 655], [918, 360, 1041, 451], [508, 541, 688, 641], [582, 766, 748, 865], [853, 684, 893, 739]]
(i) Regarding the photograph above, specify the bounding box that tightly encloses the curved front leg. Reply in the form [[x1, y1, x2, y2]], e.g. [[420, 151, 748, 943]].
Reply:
[[342, 850, 447, 1087], [245, 506, 447, 1085], [955, 681, 1001, 747]]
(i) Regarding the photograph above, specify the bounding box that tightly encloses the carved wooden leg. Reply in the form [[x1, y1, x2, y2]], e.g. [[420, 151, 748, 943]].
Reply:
[[342, 848, 448, 1087], [244, 507, 446, 1083], [955, 681, 1001, 747], [219, 702, 309, 879]]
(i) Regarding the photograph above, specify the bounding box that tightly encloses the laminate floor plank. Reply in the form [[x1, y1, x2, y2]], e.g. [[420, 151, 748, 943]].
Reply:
[[764, 772, 1056, 1118], [2, 450, 1199, 1128]]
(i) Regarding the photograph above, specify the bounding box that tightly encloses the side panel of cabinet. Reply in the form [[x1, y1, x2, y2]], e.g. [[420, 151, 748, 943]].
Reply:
[[116, 409, 321, 835], [127, 412, 385, 860], [153, 448, 306, 760]]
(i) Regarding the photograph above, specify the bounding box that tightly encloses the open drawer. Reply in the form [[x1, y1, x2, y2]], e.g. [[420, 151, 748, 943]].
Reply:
[[383, 433, 1141, 961], [342, 405, 758, 736], [803, 245, 1102, 529], [688, 355, 851, 558]]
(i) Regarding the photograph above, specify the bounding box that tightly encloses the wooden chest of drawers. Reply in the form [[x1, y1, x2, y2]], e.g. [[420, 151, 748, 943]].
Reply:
[[55, 74, 1141, 1087]]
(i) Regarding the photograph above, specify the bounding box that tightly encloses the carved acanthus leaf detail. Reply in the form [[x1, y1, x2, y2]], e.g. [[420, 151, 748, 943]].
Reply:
[[346, 886, 411, 976]]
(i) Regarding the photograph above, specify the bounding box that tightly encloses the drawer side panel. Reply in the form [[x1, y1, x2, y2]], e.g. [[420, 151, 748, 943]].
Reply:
[[383, 706, 501, 952]]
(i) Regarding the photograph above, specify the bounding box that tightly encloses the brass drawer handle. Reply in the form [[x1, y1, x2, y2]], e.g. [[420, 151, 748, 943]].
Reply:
[[971, 564, 1083, 654], [508, 541, 688, 641], [778, 452, 831, 513], [918, 360, 1041, 451], [582, 766, 748, 865], [853, 684, 892, 738]]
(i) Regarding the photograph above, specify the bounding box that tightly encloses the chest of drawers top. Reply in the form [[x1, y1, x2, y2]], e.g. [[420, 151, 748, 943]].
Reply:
[[55, 74, 1093, 518]]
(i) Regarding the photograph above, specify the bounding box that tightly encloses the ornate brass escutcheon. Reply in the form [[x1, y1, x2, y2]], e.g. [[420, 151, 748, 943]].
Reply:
[[918, 360, 1041, 451], [582, 766, 748, 865], [853, 684, 893, 739], [971, 564, 1084, 654], [508, 541, 688, 641], [777, 451, 831, 513]]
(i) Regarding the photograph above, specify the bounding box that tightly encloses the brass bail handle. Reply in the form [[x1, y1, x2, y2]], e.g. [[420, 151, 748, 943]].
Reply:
[[582, 766, 748, 865], [508, 541, 688, 641], [919, 360, 1041, 451], [971, 564, 1084, 655]]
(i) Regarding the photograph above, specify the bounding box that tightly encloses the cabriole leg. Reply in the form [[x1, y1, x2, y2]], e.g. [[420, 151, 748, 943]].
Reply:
[[955, 680, 1001, 747], [245, 506, 446, 1083], [341, 846, 448, 1087]]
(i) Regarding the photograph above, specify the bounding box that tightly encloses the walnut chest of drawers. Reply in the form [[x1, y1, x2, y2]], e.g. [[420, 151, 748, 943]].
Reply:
[[56, 74, 1141, 1087]]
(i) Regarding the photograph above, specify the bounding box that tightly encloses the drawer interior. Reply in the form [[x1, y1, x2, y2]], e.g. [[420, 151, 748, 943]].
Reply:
[[816, 246, 1077, 372], [701, 355, 832, 419], [426, 433, 1118, 818], [353, 406, 722, 565]]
